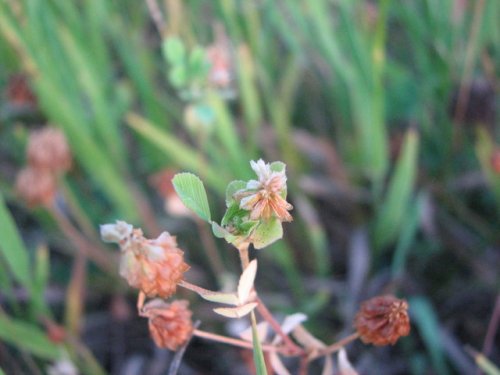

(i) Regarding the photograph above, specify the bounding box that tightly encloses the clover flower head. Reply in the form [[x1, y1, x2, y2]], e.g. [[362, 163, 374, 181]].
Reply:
[[354, 295, 410, 346], [27, 127, 72, 173], [141, 299, 193, 351], [15, 166, 57, 208], [237, 159, 293, 222], [101, 222, 190, 298]]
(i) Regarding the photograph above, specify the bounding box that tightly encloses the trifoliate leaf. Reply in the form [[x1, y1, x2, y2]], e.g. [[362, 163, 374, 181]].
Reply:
[[270, 161, 286, 173], [226, 180, 247, 206], [169, 65, 187, 88], [252, 218, 283, 249], [163, 37, 186, 64], [172, 173, 211, 222]]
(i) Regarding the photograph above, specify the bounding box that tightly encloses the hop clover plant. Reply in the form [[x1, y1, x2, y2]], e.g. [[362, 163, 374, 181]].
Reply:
[[101, 159, 410, 375]]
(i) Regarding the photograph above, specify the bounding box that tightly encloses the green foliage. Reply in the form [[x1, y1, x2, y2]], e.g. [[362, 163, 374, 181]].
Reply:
[[0, 193, 32, 289], [410, 297, 451, 375], [251, 312, 268, 375], [172, 173, 212, 222], [373, 130, 419, 249], [0, 315, 60, 360]]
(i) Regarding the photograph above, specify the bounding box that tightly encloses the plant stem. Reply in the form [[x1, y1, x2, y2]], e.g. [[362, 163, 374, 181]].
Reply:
[[144, 0, 165, 36], [48, 205, 116, 273], [256, 296, 303, 356], [237, 242, 250, 269], [309, 332, 360, 360], [178, 279, 220, 296], [196, 218, 226, 284], [193, 329, 288, 355]]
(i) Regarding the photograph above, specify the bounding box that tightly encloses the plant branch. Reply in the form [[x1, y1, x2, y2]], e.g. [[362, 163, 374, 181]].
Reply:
[[193, 329, 290, 355], [256, 296, 303, 356], [48, 204, 116, 273], [309, 332, 360, 360]]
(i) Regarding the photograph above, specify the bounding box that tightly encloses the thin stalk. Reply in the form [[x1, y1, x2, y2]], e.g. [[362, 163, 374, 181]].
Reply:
[[195, 218, 226, 285], [144, 0, 165, 36], [256, 296, 303, 356], [309, 332, 360, 360], [178, 279, 219, 296], [193, 329, 287, 355], [47, 204, 116, 274], [237, 242, 250, 269]]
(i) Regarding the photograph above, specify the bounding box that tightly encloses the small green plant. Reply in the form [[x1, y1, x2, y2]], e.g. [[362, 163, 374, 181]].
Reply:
[[101, 160, 411, 374]]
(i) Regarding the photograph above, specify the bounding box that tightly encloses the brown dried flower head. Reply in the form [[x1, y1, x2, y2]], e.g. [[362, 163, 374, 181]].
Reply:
[[141, 299, 193, 351], [236, 159, 293, 222], [27, 127, 72, 173], [354, 295, 410, 346], [100, 222, 190, 298], [15, 167, 57, 208]]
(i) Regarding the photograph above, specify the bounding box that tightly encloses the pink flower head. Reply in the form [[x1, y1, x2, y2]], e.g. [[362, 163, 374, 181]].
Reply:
[[101, 222, 190, 298], [237, 160, 293, 222]]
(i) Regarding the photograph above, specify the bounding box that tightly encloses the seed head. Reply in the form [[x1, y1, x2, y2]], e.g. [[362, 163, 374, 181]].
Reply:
[[354, 295, 410, 346], [27, 127, 72, 173], [141, 299, 193, 351], [15, 167, 56, 208], [236, 159, 293, 222], [101, 222, 190, 298]]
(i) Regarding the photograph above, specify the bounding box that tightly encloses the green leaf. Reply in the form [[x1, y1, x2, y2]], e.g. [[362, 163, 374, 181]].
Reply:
[[0, 193, 32, 289], [410, 297, 450, 375], [251, 312, 268, 375], [374, 129, 419, 249], [0, 315, 60, 360], [169, 65, 187, 88], [270, 161, 286, 173], [163, 37, 185, 64], [252, 218, 283, 249], [221, 202, 244, 226], [172, 173, 211, 222], [212, 222, 230, 238], [226, 180, 247, 206], [188, 46, 209, 79]]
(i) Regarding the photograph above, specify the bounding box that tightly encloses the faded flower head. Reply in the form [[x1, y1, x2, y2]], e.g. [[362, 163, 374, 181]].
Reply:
[[15, 167, 57, 207], [236, 159, 293, 222], [354, 295, 410, 346], [27, 127, 72, 173], [141, 299, 193, 351], [100, 222, 190, 298]]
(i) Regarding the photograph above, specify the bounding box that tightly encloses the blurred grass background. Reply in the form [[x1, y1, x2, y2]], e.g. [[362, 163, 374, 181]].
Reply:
[[0, 0, 498, 374]]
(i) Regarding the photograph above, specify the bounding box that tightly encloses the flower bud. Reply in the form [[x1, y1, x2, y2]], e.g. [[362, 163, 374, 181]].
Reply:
[[354, 295, 410, 346], [141, 299, 193, 351], [27, 127, 72, 173], [15, 167, 56, 208]]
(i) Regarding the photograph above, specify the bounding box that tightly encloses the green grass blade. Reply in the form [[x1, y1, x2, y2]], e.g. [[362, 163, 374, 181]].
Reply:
[[126, 112, 226, 192], [251, 312, 268, 375], [0, 193, 32, 289], [0, 314, 60, 360], [410, 296, 450, 375], [374, 129, 419, 249]]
